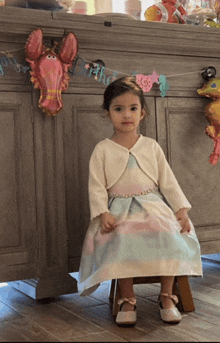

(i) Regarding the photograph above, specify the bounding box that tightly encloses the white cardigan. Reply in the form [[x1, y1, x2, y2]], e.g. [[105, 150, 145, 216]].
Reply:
[[88, 135, 191, 220]]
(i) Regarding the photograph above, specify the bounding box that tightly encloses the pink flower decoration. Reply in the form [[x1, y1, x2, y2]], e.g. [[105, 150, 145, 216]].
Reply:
[[136, 74, 153, 93]]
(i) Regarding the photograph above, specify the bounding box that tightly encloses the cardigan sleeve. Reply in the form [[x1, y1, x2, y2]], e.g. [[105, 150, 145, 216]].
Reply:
[[88, 145, 110, 221], [155, 142, 191, 213]]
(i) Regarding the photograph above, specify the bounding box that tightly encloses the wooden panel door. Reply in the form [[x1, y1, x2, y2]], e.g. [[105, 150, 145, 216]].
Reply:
[[156, 97, 220, 255], [60, 94, 156, 272], [0, 92, 37, 282]]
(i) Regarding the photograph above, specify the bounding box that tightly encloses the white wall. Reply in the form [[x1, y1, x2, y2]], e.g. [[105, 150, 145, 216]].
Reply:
[[91, 0, 157, 16], [94, 0, 112, 13]]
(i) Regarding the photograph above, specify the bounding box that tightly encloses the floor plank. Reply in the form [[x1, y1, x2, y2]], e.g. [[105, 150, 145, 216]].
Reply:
[[0, 300, 23, 323], [0, 318, 61, 342], [68, 331, 127, 342], [190, 298, 220, 326], [59, 302, 152, 342], [1, 258, 220, 341], [0, 286, 105, 341]]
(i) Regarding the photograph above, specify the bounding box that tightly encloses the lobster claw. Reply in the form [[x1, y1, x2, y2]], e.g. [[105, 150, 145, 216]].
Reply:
[[59, 32, 78, 65], [25, 28, 43, 61]]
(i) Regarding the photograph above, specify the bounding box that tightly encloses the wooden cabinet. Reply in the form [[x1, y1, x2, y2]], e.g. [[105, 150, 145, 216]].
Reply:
[[156, 97, 220, 254], [0, 92, 37, 281], [0, 6, 220, 298]]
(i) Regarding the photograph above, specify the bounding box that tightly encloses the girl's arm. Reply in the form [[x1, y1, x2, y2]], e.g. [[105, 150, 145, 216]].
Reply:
[[88, 145, 110, 221], [155, 142, 192, 214]]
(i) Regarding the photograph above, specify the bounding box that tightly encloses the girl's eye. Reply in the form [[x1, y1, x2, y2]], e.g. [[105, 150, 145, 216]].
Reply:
[[131, 107, 137, 111], [115, 107, 122, 112]]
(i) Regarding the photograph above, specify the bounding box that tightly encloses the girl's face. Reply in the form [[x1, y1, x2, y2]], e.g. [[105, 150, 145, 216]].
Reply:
[[106, 92, 145, 135]]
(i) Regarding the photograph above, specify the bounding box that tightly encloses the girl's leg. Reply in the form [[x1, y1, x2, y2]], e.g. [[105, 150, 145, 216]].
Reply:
[[118, 278, 135, 312], [160, 276, 175, 309]]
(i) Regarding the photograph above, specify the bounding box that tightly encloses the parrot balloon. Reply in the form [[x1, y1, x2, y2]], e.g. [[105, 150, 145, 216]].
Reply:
[[144, 0, 186, 24], [197, 78, 220, 165], [26, 28, 78, 116]]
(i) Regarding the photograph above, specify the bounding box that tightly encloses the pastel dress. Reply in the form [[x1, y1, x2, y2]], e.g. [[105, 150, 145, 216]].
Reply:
[[78, 153, 203, 296]]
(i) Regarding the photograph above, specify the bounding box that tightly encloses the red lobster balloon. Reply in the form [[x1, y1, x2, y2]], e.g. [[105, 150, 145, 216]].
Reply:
[[26, 28, 78, 116]]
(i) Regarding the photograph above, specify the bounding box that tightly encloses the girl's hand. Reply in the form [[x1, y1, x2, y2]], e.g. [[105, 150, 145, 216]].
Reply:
[[100, 212, 117, 234], [175, 208, 191, 234]]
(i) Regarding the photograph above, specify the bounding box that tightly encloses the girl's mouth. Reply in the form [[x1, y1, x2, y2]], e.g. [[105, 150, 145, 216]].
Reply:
[[122, 122, 133, 125]]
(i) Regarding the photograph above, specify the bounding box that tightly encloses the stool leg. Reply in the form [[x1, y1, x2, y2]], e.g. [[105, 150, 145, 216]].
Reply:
[[174, 276, 195, 312], [109, 279, 115, 304], [173, 277, 183, 312], [112, 279, 120, 317]]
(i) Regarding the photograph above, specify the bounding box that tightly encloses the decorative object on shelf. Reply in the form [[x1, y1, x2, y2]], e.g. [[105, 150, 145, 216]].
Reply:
[[187, 7, 216, 24], [215, 0, 220, 22], [5, 0, 63, 11], [25, 28, 78, 116], [144, 0, 187, 24], [186, 0, 216, 25], [0, 0, 5, 6], [205, 19, 220, 27], [72, 1, 87, 14], [125, 0, 141, 20], [57, 0, 75, 13], [197, 72, 220, 165]]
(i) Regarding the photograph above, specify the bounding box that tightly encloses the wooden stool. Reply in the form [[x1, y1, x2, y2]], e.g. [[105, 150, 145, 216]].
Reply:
[[109, 276, 195, 316]]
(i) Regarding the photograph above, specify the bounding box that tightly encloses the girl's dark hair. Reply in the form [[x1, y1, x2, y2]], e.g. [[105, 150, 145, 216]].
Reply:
[[102, 76, 150, 116]]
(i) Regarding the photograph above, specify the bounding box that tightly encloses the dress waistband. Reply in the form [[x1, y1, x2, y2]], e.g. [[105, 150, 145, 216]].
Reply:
[[108, 187, 158, 199]]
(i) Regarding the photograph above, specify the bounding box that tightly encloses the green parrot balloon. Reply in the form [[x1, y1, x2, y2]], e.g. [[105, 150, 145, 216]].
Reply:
[[197, 75, 220, 165]]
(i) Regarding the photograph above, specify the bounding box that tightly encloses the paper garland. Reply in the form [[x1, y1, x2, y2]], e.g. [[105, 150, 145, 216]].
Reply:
[[136, 71, 170, 97], [1, 47, 210, 98], [0, 54, 30, 75], [69, 56, 170, 97]]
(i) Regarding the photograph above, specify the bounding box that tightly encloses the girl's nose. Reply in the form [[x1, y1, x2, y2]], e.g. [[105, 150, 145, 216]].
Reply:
[[123, 109, 131, 118]]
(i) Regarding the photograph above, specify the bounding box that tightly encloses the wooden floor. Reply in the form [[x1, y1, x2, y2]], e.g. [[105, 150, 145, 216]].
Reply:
[[1, 256, 220, 342]]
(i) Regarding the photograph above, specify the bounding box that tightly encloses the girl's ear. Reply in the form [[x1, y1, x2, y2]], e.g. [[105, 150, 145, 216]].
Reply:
[[105, 109, 110, 118], [140, 109, 145, 121]]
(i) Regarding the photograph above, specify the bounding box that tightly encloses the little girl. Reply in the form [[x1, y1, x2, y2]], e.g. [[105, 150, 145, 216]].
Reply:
[[78, 76, 203, 326]]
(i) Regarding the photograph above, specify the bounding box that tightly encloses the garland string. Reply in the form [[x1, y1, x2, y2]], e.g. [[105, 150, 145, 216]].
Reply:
[[0, 46, 204, 80]]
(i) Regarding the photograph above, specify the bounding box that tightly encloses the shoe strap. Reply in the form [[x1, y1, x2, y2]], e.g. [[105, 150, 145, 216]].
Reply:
[[118, 297, 137, 306], [158, 293, 179, 305]]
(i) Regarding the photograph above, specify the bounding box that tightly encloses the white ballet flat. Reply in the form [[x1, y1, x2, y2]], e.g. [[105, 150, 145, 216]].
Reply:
[[158, 293, 182, 324], [115, 297, 137, 325]]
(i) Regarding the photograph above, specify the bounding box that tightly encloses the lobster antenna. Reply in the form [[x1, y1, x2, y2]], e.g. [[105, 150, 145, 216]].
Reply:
[[51, 41, 59, 53]]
